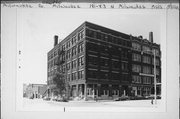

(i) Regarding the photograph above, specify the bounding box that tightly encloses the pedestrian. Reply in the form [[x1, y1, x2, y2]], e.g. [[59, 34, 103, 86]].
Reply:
[[94, 95, 98, 102], [151, 98, 153, 105]]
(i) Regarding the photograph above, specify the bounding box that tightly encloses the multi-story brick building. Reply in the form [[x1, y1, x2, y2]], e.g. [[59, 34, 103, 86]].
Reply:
[[131, 33, 161, 97], [47, 21, 161, 100]]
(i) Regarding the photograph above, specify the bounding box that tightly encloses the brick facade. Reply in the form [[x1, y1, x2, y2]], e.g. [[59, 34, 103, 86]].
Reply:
[[47, 21, 161, 100]]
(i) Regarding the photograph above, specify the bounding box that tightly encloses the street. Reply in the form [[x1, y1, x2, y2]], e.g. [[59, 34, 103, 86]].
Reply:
[[22, 98, 161, 111]]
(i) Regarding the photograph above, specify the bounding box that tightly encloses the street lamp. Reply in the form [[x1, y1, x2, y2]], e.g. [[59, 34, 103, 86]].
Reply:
[[139, 49, 157, 105]]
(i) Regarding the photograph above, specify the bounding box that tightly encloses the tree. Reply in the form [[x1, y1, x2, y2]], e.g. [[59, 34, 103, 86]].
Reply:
[[52, 72, 66, 98]]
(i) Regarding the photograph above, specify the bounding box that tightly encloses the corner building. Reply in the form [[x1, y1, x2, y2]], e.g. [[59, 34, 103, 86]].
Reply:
[[47, 21, 161, 100]]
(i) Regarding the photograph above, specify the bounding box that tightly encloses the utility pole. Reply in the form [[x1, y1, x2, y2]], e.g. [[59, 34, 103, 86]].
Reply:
[[153, 49, 157, 104], [140, 49, 157, 105]]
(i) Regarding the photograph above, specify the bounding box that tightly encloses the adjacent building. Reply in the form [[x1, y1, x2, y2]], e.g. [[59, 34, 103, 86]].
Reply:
[[47, 21, 161, 100], [24, 84, 47, 99]]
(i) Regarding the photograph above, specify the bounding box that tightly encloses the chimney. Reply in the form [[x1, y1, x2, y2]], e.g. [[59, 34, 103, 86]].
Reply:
[[149, 32, 153, 43], [54, 35, 58, 46]]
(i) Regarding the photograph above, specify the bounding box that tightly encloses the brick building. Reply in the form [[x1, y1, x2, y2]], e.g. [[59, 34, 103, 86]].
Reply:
[[24, 84, 47, 99], [47, 21, 161, 100]]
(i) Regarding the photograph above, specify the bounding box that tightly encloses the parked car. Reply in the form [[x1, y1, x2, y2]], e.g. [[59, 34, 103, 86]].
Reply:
[[56, 97, 63, 102], [52, 96, 58, 101], [134, 95, 145, 100], [29, 96, 34, 99], [43, 97, 51, 101], [144, 95, 154, 99], [55, 96, 68, 102], [114, 96, 129, 101], [145, 95, 161, 99], [157, 95, 161, 99]]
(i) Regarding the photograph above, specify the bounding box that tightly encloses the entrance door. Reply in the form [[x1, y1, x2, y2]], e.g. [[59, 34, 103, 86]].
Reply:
[[122, 85, 128, 96]]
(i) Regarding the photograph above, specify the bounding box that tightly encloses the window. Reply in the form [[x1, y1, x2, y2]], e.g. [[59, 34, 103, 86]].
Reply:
[[62, 44, 65, 51], [62, 54, 65, 61], [153, 48, 160, 56], [132, 42, 141, 51], [132, 53, 141, 62], [143, 56, 151, 64], [143, 77, 151, 84], [100, 33, 105, 41], [100, 45, 108, 54], [88, 55, 98, 65], [121, 62, 128, 71], [156, 58, 160, 66], [87, 70, 98, 78], [112, 60, 120, 69], [96, 32, 101, 39], [62, 64, 66, 72], [72, 72, 77, 80], [122, 74, 128, 81], [143, 87, 151, 95], [86, 29, 96, 38], [121, 50, 128, 59], [87, 42, 98, 52], [157, 78, 161, 83], [142, 46, 151, 53], [71, 35, 77, 45], [100, 71, 108, 79], [100, 58, 108, 67], [66, 62, 71, 71], [78, 56, 84, 67], [111, 37, 117, 44], [53, 50, 57, 57], [111, 72, 119, 80], [122, 40, 128, 47], [143, 66, 151, 74], [117, 38, 122, 45], [155, 49, 160, 56], [152, 68, 160, 75], [132, 75, 141, 83], [87, 88, 93, 95], [132, 64, 141, 72], [72, 59, 77, 69], [78, 70, 84, 79], [112, 90, 119, 95], [72, 46, 77, 57], [152, 58, 160, 66], [66, 40, 71, 49], [78, 29, 85, 41], [156, 68, 160, 75], [50, 53, 53, 59], [78, 42, 84, 53], [54, 58, 58, 65], [58, 48, 62, 55], [137, 87, 141, 95], [66, 49, 71, 60], [103, 90, 109, 95], [67, 73, 71, 81]]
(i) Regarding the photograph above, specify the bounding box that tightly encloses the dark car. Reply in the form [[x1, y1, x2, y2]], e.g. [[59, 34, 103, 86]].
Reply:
[[29, 96, 34, 99], [134, 95, 145, 100], [114, 96, 129, 101]]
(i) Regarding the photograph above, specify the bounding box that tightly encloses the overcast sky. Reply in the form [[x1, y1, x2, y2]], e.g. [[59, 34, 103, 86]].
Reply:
[[19, 9, 162, 84]]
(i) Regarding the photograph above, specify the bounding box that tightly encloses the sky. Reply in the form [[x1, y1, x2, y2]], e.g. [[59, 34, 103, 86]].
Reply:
[[19, 9, 162, 84]]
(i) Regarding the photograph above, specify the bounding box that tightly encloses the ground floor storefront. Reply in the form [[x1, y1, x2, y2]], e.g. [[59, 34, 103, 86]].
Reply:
[[131, 85, 161, 97], [69, 83, 126, 100], [48, 83, 161, 100]]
